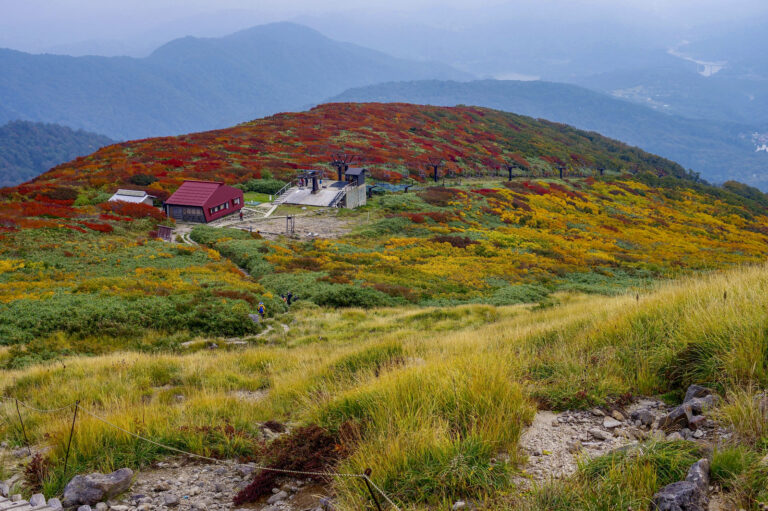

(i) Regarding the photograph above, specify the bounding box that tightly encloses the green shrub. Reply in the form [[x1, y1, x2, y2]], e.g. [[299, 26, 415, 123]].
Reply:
[[486, 284, 549, 305], [314, 285, 396, 308], [238, 178, 288, 195]]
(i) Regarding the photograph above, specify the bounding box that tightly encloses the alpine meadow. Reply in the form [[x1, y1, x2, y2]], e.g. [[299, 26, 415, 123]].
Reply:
[[1, 4, 768, 510]]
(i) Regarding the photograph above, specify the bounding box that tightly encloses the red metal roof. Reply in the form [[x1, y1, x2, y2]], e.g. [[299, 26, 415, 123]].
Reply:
[[165, 181, 226, 207]]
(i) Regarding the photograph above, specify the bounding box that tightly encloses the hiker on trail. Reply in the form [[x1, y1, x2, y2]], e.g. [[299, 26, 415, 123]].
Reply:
[[258, 302, 265, 320], [239, 211, 244, 221], [281, 294, 287, 304], [287, 292, 293, 306]]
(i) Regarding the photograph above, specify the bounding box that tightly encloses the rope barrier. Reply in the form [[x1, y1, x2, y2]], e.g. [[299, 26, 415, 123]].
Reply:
[[0, 395, 76, 413], [2, 396, 401, 510]]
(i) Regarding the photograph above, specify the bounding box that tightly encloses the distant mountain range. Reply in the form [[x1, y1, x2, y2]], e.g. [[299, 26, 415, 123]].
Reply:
[[0, 22, 470, 140], [0, 121, 113, 187], [329, 79, 768, 188]]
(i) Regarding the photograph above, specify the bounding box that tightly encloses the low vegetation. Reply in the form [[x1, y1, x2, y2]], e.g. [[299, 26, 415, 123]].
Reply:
[[1, 264, 766, 507]]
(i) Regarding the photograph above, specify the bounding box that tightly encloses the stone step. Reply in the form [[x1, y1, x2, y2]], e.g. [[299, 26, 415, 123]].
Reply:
[[0, 496, 54, 511]]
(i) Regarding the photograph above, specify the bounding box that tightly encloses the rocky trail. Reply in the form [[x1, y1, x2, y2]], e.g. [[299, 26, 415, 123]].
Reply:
[[0, 385, 754, 510]]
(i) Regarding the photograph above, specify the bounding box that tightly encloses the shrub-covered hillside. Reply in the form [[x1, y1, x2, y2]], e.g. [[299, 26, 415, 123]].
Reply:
[[6, 102, 692, 203]]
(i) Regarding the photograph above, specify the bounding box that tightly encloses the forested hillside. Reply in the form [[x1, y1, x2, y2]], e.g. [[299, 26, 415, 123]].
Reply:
[[0, 120, 113, 186]]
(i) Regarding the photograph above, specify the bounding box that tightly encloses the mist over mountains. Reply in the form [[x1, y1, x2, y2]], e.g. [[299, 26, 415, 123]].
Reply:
[[0, 23, 469, 140]]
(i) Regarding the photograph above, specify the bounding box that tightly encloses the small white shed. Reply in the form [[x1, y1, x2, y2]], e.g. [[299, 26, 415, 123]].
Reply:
[[108, 189, 156, 206]]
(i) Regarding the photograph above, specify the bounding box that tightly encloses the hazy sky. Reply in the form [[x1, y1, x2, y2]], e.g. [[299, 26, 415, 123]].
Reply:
[[2, 0, 767, 55]]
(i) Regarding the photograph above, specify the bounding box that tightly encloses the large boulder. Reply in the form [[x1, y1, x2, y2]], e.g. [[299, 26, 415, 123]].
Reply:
[[61, 468, 133, 507], [683, 385, 712, 403], [651, 459, 710, 511]]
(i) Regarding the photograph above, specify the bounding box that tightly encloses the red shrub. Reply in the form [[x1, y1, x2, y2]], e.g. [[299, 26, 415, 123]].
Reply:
[[423, 211, 451, 223], [233, 424, 354, 505], [79, 221, 114, 233], [100, 201, 165, 220], [404, 213, 426, 224]]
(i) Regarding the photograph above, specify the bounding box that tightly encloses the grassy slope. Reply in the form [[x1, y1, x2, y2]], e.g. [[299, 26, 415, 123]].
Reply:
[[2, 264, 767, 507]]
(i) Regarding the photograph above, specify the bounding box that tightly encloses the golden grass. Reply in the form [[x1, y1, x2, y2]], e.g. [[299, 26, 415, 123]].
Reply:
[[2, 263, 768, 507]]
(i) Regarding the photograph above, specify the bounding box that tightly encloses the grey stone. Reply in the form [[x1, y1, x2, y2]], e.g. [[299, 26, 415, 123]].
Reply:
[[688, 415, 707, 430], [94, 503, 108, 511], [267, 490, 288, 504], [452, 501, 467, 511], [688, 396, 717, 415], [191, 503, 208, 510], [47, 498, 63, 510], [29, 493, 46, 506], [319, 496, 335, 511], [591, 408, 605, 417], [659, 405, 692, 431], [650, 458, 710, 511], [630, 408, 655, 426], [0, 482, 8, 497], [611, 410, 626, 421], [78, 506, 93, 511], [163, 493, 180, 507], [589, 428, 612, 441], [667, 432, 685, 441], [107, 506, 129, 511], [603, 417, 622, 429], [692, 429, 705, 439], [61, 468, 134, 507], [684, 385, 712, 404], [10, 494, 21, 501], [686, 459, 710, 491]]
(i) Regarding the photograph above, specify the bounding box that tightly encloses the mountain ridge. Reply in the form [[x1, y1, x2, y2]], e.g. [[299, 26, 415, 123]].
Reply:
[[0, 23, 471, 141]]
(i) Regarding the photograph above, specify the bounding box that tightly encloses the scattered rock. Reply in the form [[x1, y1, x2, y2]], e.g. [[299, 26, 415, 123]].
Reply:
[[48, 498, 63, 510], [94, 503, 108, 511], [78, 506, 93, 511], [603, 417, 622, 429], [452, 501, 467, 511], [591, 408, 605, 417], [667, 432, 685, 441], [0, 482, 8, 497], [10, 494, 21, 501], [61, 468, 134, 507], [29, 493, 46, 506], [611, 410, 626, 421]]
